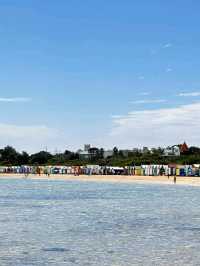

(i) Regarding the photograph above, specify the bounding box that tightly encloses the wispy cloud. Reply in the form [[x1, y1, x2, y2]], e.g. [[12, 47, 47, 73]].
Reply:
[[138, 76, 145, 80], [178, 92, 200, 97], [0, 124, 56, 138], [139, 92, 151, 96], [163, 43, 172, 49], [0, 97, 31, 102], [166, 68, 173, 73], [0, 123, 60, 153], [109, 102, 200, 147], [131, 99, 167, 105]]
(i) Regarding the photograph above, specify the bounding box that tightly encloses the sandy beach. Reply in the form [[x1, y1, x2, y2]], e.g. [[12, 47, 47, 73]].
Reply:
[[0, 173, 200, 186]]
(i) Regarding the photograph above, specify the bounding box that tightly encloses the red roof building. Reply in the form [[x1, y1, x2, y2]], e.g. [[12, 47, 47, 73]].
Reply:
[[179, 142, 189, 154]]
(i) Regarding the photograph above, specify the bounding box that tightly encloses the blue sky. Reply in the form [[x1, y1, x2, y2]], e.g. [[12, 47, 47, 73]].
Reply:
[[0, 0, 200, 152]]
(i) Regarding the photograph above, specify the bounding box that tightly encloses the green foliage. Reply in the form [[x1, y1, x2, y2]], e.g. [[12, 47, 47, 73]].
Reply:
[[0, 145, 200, 166], [0, 146, 26, 165], [29, 151, 53, 165]]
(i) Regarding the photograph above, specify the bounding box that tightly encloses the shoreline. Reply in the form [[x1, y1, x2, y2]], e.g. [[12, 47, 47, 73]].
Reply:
[[0, 174, 200, 187]]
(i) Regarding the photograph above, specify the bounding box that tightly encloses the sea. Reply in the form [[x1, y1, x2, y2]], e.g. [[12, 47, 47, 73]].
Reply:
[[0, 178, 200, 266]]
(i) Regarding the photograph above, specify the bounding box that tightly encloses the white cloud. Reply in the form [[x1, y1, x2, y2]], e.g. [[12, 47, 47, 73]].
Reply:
[[139, 92, 151, 96], [163, 43, 172, 48], [0, 97, 31, 102], [131, 99, 167, 104], [109, 102, 200, 148], [0, 123, 60, 153], [138, 76, 145, 80], [166, 68, 173, 72], [178, 92, 200, 97], [0, 124, 56, 138]]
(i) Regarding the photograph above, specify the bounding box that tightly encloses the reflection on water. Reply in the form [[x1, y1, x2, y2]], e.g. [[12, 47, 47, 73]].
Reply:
[[0, 179, 200, 265]]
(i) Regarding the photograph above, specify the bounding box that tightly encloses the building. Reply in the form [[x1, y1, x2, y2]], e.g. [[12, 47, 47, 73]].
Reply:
[[78, 145, 99, 160], [78, 150, 90, 160], [164, 145, 181, 157], [163, 142, 189, 157], [88, 147, 99, 157], [179, 142, 189, 154], [77, 145, 91, 160], [84, 144, 91, 152], [103, 150, 114, 158]]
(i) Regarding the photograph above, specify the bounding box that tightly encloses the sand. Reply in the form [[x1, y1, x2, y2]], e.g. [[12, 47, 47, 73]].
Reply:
[[0, 174, 200, 187]]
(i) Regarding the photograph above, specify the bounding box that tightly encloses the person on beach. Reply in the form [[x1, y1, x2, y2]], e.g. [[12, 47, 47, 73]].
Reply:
[[174, 176, 176, 184], [47, 168, 50, 177], [24, 173, 28, 179]]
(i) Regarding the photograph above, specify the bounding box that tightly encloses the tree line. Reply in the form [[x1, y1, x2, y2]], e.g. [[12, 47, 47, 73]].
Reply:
[[0, 145, 200, 166]]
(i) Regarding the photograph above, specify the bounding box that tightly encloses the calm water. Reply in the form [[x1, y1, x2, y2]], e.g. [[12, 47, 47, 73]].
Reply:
[[0, 179, 200, 266]]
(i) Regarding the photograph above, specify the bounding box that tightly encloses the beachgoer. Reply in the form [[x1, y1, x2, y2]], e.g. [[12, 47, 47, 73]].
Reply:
[[174, 176, 176, 184], [24, 173, 28, 179]]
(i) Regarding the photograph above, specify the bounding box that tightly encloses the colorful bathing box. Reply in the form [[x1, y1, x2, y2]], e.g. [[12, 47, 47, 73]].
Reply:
[[0, 164, 200, 177]]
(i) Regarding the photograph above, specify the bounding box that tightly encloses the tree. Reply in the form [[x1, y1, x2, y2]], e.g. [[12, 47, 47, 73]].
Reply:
[[99, 148, 104, 159], [151, 147, 164, 156], [113, 147, 119, 157], [18, 151, 29, 165], [69, 152, 79, 160], [118, 150, 125, 157], [0, 146, 19, 165], [30, 151, 53, 165], [188, 146, 200, 155]]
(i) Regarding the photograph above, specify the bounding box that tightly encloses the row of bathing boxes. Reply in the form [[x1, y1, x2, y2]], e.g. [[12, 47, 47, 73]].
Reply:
[[0, 164, 200, 176], [133, 165, 200, 176]]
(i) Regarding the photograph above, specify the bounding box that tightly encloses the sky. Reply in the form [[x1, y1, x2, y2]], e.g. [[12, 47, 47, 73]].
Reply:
[[0, 0, 200, 153]]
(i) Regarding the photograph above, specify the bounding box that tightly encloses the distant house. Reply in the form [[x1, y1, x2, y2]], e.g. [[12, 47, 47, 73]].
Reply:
[[163, 142, 189, 157], [78, 149, 90, 160], [164, 145, 181, 157], [77, 145, 99, 160], [179, 142, 189, 154], [77, 144, 91, 160], [88, 147, 99, 157], [84, 144, 91, 152]]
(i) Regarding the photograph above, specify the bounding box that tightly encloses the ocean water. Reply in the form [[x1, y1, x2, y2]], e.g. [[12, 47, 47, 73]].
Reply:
[[0, 179, 200, 266]]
